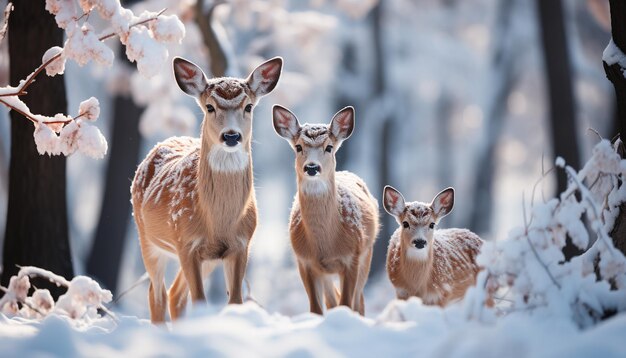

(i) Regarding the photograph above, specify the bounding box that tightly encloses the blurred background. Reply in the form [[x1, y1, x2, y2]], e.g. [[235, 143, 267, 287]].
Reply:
[[0, 0, 617, 317]]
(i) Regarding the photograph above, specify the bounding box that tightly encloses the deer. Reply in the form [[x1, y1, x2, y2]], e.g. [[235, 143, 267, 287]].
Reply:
[[382, 186, 483, 306], [272, 105, 379, 315], [130, 56, 282, 323]]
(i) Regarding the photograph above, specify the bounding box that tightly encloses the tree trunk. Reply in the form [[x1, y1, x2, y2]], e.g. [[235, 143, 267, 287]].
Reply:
[[86, 89, 142, 295], [535, 0, 581, 194], [536, 0, 583, 260], [604, 0, 626, 255], [2, 0, 72, 299]]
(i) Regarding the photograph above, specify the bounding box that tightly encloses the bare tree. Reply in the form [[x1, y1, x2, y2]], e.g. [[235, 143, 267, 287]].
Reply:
[[1, 0, 73, 299]]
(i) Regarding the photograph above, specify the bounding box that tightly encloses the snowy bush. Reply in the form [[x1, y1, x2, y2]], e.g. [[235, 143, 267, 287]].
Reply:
[[0, 0, 185, 158], [0, 266, 113, 323], [465, 139, 626, 327]]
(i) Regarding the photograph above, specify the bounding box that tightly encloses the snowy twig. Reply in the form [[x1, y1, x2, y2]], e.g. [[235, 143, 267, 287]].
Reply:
[[17, 265, 70, 287], [113, 272, 149, 304], [562, 165, 617, 257], [523, 231, 561, 289], [0, 285, 45, 317], [0, 2, 12, 44]]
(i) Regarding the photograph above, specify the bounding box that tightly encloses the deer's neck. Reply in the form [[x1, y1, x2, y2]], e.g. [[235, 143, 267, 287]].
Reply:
[[399, 239, 435, 290], [196, 134, 253, 227], [298, 175, 341, 237]]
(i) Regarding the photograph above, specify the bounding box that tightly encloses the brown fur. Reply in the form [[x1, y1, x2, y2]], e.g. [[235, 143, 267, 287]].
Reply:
[[132, 57, 281, 323]]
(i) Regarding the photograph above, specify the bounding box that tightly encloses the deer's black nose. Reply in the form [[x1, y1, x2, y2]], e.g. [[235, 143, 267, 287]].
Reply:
[[412, 239, 427, 249], [303, 163, 321, 176], [222, 132, 241, 147]]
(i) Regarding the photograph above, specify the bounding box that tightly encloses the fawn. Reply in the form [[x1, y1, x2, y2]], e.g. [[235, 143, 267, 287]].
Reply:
[[131, 56, 282, 323], [383, 186, 483, 306], [273, 105, 379, 315]]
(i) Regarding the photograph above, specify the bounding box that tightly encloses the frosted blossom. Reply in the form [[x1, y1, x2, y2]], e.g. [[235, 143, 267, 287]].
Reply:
[[34, 122, 60, 156], [78, 97, 100, 121], [149, 14, 185, 43], [78, 122, 108, 158], [55, 276, 112, 320], [110, 7, 134, 43], [125, 26, 168, 78], [64, 22, 114, 67], [58, 120, 80, 155], [21, 289, 55, 318], [45, 0, 77, 29], [42, 46, 66, 76]]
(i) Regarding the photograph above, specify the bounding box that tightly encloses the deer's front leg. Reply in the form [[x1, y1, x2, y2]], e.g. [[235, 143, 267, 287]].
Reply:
[[339, 258, 359, 309], [178, 249, 206, 303], [297, 261, 323, 315], [223, 247, 248, 304]]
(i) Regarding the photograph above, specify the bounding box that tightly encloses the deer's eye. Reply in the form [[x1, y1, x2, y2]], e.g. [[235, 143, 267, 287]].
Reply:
[[429, 222, 435, 229], [402, 221, 409, 229], [206, 104, 215, 113], [325, 145, 333, 153], [245, 104, 253, 113], [295, 144, 302, 153]]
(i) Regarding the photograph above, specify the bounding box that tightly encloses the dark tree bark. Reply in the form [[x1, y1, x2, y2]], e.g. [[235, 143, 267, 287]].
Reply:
[[86, 87, 142, 295], [535, 0, 581, 194], [536, 0, 584, 260], [604, 0, 626, 255], [2, 0, 73, 299]]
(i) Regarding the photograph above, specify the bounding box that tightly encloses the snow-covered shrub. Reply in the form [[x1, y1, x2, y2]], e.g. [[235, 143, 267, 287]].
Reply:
[[465, 139, 626, 327], [0, 266, 113, 323], [0, 0, 185, 159]]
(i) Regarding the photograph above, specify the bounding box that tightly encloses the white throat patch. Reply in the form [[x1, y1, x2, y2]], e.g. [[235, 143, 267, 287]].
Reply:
[[299, 178, 329, 196], [208, 145, 249, 173], [406, 246, 429, 261]]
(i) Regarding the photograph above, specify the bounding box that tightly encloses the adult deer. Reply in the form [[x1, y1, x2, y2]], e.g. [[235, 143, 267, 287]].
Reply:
[[273, 105, 379, 315], [383, 186, 483, 306], [131, 56, 282, 323]]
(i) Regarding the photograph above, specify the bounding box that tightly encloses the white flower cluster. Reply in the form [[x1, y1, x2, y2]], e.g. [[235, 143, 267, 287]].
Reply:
[[44, 0, 185, 78], [465, 140, 626, 327], [33, 97, 107, 158], [0, 266, 112, 322]]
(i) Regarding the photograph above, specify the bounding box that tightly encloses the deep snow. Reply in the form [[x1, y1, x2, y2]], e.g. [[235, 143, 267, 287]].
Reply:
[[0, 300, 625, 357]]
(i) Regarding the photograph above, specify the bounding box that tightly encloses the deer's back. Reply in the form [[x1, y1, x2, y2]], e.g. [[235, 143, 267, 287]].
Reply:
[[430, 229, 482, 303]]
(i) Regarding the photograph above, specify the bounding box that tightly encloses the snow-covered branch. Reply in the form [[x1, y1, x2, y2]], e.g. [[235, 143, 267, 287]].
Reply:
[[0, 266, 114, 323], [466, 140, 626, 327], [0, 0, 184, 159]]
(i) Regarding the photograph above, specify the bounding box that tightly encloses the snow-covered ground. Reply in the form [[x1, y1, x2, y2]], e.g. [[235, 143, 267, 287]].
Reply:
[[1, 300, 625, 357]]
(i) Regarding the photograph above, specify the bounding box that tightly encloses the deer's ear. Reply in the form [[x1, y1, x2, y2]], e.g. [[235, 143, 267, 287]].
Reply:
[[173, 57, 208, 97], [383, 185, 406, 218], [273, 105, 300, 142], [432, 187, 454, 218], [329, 106, 355, 141], [247, 57, 283, 97]]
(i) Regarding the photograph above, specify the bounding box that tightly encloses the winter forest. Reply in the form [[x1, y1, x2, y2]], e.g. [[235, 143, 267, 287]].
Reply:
[[0, 0, 625, 356]]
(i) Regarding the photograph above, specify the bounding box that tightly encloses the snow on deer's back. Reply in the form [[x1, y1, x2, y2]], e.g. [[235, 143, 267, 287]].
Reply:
[[383, 186, 483, 306]]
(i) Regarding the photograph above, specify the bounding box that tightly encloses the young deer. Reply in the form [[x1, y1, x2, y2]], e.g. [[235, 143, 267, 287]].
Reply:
[[383, 186, 483, 306], [131, 56, 282, 323], [273, 105, 379, 315]]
